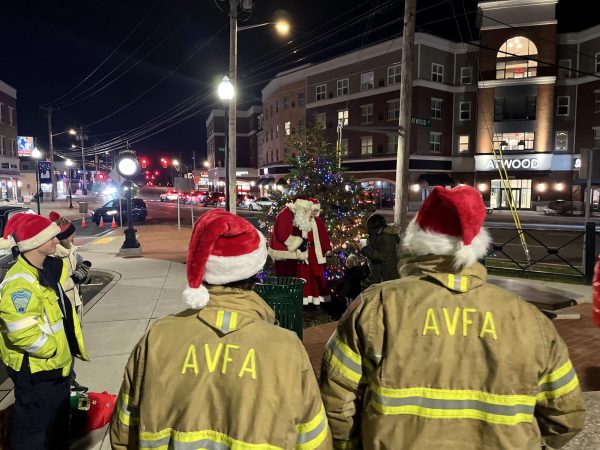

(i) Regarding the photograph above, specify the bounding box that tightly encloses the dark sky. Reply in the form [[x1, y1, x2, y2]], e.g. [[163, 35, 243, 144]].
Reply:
[[2, 0, 596, 166]]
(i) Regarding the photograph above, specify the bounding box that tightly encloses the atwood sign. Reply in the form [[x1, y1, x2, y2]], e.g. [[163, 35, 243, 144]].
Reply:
[[475, 154, 552, 172]]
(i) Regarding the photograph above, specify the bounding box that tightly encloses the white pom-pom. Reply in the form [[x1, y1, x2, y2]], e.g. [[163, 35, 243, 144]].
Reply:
[[182, 285, 210, 309]]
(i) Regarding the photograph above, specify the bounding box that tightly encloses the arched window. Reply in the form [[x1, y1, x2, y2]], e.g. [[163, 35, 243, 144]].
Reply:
[[496, 37, 538, 79]]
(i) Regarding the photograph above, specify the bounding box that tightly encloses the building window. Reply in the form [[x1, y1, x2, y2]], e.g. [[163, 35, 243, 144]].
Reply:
[[459, 135, 469, 153], [8, 107, 14, 127], [298, 119, 305, 132], [337, 78, 349, 96], [556, 96, 570, 116], [459, 102, 471, 121], [595, 91, 600, 113], [594, 127, 600, 148], [338, 109, 349, 126], [387, 64, 401, 85], [315, 112, 326, 128], [361, 104, 373, 124], [555, 131, 568, 151], [298, 92, 305, 107], [430, 132, 441, 153], [387, 135, 397, 153], [0, 103, 4, 123], [558, 59, 572, 78], [431, 98, 442, 119], [316, 84, 327, 101], [496, 36, 538, 79], [340, 138, 349, 157], [460, 67, 473, 85], [276, 101, 279, 113], [431, 63, 444, 83], [0, 136, 4, 156], [596, 53, 600, 73], [283, 96, 290, 110], [361, 72, 374, 91], [360, 136, 373, 155], [388, 100, 400, 121], [284, 121, 291, 136], [493, 132, 535, 151]]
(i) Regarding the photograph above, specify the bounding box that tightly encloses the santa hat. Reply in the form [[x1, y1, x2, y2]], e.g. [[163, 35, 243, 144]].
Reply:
[[183, 209, 267, 309], [310, 198, 321, 215], [3, 213, 61, 252], [49, 211, 76, 241], [403, 185, 491, 270]]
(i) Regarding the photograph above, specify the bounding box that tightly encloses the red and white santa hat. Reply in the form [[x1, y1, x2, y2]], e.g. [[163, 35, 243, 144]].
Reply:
[[310, 198, 321, 215], [3, 213, 61, 252], [403, 185, 490, 269], [183, 209, 268, 309]]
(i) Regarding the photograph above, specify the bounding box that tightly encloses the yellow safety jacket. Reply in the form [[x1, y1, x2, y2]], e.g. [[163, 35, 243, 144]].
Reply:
[[320, 255, 585, 450], [111, 286, 332, 450], [0, 255, 88, 377]]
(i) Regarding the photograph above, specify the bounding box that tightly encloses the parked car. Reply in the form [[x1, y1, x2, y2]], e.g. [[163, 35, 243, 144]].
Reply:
[[247, 196, 274, 211], [159, 190, 184, 202], [91, 199, 148, 225], [202, 192, 225, 207], [0, 206, 34, 236], [237, 194, 256, 208], [186, 190, 209, 205]]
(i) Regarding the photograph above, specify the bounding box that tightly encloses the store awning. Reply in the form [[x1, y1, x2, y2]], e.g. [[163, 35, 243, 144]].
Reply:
[[417, 174, 455, 186], [257, 177, 274, 186]]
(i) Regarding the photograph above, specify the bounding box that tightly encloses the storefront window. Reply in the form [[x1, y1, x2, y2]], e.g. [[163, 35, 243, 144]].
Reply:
[[360, 180, 396, 209], [493, 132, 534, 151], [490, 179, 532, 209]]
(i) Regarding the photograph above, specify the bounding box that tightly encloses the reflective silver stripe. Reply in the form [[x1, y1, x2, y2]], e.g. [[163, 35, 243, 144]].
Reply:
[[539, 367, 577, 392], [0, 273, 36, 290], [372, 393, 535, 416], [221, 311, 232, 334], [140, 437, 230, 450], [453, 276, 462, 292], [46, 320, 64, 334], [25, 333, 49, 353], [328, 339, 363, 376], [5, 316, 38, 332], [297, 413, 327, 444]]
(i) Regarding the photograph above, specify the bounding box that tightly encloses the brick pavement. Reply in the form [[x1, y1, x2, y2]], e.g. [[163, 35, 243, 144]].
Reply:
[[303, 303, 600, 391]]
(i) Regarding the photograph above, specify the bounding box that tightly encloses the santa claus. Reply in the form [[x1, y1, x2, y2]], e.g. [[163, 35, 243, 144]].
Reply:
[[269, 197, 332, 305]]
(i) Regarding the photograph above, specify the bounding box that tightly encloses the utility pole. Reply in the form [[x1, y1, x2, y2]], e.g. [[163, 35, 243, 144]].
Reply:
[[80, 126, 87, 194], [42, 105, 57, 201], [228, 0, 238, 214], [394, 0, 417, 231]]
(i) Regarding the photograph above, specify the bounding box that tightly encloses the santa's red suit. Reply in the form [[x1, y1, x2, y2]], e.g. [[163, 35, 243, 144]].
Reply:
[[269, 199, 332, 305]]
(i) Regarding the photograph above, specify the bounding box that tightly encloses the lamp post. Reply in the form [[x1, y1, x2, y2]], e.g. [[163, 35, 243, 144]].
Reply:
[[218, 76, 235, 212], [31, 148, 43, 214], [69, 128, 87, 195], [66, 159, 74, 209], [224, 12, 290, 214], [172, 159, 180, 187], [116, 152, 142, 255]]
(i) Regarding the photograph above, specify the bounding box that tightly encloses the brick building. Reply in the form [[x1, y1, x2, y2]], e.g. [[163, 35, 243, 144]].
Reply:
[[0, 80, 20, 200], [257, 0, 600, 211]]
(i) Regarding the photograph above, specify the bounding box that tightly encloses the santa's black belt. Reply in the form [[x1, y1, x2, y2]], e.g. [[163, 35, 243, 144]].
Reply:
[[305, 242, 313, 247]]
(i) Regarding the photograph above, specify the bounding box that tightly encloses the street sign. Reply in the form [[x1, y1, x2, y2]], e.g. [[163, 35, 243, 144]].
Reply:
[[218, 147, 225, 152], [109, 169, 125, 185], [411, 117, 431, 127], [38, 161, 52, 184]]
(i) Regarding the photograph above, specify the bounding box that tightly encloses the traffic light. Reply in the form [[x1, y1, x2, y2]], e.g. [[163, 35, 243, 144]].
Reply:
[[160, 157, 169, 169], [139, 157, 149, 169], [97, 173, 106, 181]]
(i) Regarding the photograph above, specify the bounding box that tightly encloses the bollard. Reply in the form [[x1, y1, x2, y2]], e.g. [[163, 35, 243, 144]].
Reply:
[[584, 221, 596, 284]]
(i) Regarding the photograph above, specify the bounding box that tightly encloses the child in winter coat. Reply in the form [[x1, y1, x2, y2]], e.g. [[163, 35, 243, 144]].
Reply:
[[341, 254, 369, 306], [49, 211, 91, 392], [358, 214, 400, 287]]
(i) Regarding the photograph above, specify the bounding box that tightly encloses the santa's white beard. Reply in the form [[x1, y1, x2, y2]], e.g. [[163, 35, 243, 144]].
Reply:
[[293, 210, 312, 233]]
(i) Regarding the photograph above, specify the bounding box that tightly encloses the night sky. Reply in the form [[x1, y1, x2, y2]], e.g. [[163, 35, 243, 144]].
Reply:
[[2, 0, 596, 166]]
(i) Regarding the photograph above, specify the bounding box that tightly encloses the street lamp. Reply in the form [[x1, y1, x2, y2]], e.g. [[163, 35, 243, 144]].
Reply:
[[218, 76, 234, 211], [172, 159, 180, 187], [203, 160, 210, 168], [31, 148, 43, 214], [116, 152, 141, 255], [66, 159, 74, 209], [69, 128, 87, 194]]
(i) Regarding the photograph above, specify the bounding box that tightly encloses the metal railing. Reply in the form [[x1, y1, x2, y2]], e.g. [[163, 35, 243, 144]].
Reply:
[[484, 222, 597, 283]]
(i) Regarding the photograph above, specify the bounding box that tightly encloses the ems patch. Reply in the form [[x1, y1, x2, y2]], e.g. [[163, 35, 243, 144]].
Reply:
[[11, 290, 32, 314]]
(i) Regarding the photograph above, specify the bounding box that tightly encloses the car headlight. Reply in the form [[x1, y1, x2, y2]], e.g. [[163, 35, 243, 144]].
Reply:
[[107, 210, 118, 216]]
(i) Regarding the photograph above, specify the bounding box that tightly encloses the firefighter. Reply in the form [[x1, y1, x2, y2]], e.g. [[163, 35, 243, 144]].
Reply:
[[111, 209, 331, 450], [320, 185, 585, 449], [0, 213, 88, 449]]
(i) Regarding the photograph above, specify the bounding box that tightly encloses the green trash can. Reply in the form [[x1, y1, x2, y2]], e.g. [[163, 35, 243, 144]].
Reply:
[[254, 276, 306, 339]]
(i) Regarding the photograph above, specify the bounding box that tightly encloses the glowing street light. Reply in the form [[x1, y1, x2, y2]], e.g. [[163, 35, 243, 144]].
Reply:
[[65, 159, 74, 209], [31, 148, 43, 214], [116, 152, 142, 255]]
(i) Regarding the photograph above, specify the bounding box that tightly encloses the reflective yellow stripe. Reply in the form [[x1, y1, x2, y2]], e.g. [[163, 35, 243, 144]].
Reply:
[[139, 428, 284, 450], [447, 274, 468, 292], [216, 310, 225, 331], [370, 384, 536, 426], [447, 274, 455, 290], [324, 337, 364, 384], [537, 361, 579, 401], [296, 405, 328, 450], [460, 276, 468, 292], [334, 439, 359, 450], [117, 393, 139, 427], [230, 311, 238, 331]]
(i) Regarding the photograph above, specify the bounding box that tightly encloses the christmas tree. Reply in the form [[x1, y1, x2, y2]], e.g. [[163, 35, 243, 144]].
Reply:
[[258, 126, 376, 282]]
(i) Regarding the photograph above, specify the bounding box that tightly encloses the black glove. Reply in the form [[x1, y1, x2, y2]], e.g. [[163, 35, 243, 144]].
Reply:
[[298, 239, 308, 252], [71, 261, 91, 285]]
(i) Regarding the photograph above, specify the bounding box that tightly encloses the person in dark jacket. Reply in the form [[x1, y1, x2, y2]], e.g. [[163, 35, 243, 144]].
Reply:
[[341, 254, 369, 306], [359, 214, 400, 286]]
